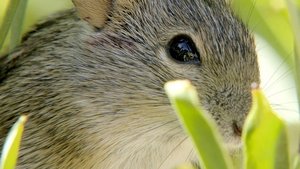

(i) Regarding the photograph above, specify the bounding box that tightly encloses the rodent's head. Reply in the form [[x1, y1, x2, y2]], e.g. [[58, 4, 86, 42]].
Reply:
[[73, 0, 259, 156]]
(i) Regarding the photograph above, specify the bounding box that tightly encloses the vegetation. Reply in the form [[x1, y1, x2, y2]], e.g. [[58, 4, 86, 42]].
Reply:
[[166, 80, 300, 169], [0, 116, 27, 169]]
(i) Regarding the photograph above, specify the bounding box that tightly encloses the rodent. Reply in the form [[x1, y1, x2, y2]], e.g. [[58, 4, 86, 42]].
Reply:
[[0, 0, 260, 168]]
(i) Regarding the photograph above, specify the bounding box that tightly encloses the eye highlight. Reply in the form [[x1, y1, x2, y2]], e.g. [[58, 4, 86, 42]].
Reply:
[[168, 35, 200, 64]]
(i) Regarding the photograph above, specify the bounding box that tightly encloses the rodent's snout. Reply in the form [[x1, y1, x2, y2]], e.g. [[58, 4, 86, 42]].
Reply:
[[232, 107, 250, 137], [232, 120, 242, 137]]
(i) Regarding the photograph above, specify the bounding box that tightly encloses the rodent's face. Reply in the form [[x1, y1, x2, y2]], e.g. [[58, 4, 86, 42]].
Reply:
[[100, 0, 259, 144], [156, 2, 260, 148], [81, 0, 259, 159]]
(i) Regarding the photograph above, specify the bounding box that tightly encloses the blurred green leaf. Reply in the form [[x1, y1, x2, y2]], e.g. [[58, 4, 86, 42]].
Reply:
[[164, 80, 233, 169], [0, 116, 27, 169], [294, 155, 300, 169], [232, 0, 294, 66], [0, 0, 21, 50], [10, 0, 28, 50], [286, 0, 300, 112], [243, 88, 295, 169]]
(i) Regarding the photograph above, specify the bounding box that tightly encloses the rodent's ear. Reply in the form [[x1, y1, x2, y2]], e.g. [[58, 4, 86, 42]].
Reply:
[[72, 0, 113, 28]]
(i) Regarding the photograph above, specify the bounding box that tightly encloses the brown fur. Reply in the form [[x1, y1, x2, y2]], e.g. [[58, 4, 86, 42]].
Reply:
[[0, 0, 260, 168]]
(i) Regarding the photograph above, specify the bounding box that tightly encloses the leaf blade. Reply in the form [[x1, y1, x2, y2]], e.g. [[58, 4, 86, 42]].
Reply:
[[165, 80, 234, 169], [0, 116, 27, 169], [243, 89, 291, 169], [10, 0, 28, 50], [0, 0, 21, 50]]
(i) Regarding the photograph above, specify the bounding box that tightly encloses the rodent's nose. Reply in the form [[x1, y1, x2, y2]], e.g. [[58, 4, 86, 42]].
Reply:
[[232, 121, 242, 136]]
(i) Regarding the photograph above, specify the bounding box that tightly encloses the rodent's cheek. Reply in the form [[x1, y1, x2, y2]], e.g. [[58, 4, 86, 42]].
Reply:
[[156, 47, 199, 78]]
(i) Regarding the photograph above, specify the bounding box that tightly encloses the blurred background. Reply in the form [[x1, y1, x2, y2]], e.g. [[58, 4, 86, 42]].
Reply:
[[0, 0, 299, 116]]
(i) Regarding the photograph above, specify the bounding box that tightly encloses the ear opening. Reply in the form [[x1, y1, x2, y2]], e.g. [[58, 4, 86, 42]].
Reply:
[[72, 0, 113, 28]]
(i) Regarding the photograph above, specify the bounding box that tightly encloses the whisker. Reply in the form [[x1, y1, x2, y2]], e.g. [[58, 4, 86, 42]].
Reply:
[[158, 137, 189, 169], [255, 41, 269, 53], [262, 62, 292, 91], [271, 107, 298, 113], [135, 119, 178, 138], [131, 120, 182, 155], [99, 119, 180, 163], [271, 103, 298, 107], [271, 101, 299, 105], [246, 0, 257, 27], [266, 86, 296, 98], [260, 48, 293, 90], [185, 147, 194, 162]]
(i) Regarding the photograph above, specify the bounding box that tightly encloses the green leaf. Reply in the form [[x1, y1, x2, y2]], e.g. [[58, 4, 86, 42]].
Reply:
[[243, 88, 299, 169], [0, 0, 21, 50], [0, 116, 28, 169], [164, 80, 233, 169], [294, 155, 300, 169], [232, 0, 294, 66], [10, 0, 28, 50], [286, 0, 300, 113]]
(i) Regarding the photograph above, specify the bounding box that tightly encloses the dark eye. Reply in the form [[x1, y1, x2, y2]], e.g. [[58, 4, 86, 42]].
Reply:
[[168, 35, 201, 64]]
